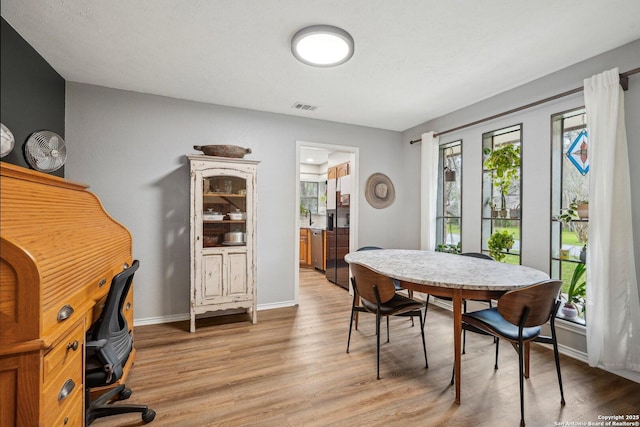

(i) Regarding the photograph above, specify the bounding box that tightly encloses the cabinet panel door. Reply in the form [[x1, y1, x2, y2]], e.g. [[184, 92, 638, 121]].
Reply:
[[201, 254, 224, 301], [227, 252, 248, 296]]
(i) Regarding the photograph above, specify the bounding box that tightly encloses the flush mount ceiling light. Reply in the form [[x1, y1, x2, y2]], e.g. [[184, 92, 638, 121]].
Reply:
[[291, 25, 354, 67]]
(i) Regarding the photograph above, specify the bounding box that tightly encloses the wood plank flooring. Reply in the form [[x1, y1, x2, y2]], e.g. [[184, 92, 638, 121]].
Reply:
[[92, 269, 640, 426]]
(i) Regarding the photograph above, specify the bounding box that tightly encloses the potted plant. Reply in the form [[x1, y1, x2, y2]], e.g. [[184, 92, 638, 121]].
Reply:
[[487, 230, 514, 262], [561, 263, 586, 318], [510, 204, 521, 219], [576, 200, 589, 219], [435, 242, 461, 254], [559, 199, 588, 223], [489, 199, 500, 218], [483, 144, 521, 215]]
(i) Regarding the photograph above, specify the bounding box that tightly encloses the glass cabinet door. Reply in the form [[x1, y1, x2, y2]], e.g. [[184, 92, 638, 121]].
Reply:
[[201, 175, 247, 248]]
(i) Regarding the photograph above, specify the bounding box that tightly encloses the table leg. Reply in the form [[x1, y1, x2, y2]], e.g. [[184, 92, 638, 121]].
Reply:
[[453, 289, 462, 404]]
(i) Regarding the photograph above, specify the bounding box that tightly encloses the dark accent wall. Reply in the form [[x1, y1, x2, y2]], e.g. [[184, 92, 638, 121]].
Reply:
[[1, 17, 65, 177]]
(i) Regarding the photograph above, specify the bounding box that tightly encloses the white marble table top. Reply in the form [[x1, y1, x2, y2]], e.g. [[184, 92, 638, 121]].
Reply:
[[344, 249, 549, 291]]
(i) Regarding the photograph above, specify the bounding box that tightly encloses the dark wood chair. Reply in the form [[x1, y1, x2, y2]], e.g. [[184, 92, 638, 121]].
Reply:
[[346, 263, 428, 379], [353, 246, 418, 329], [462, 279, 565, 427]]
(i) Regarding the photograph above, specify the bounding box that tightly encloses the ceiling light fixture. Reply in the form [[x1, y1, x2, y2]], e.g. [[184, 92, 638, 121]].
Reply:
[[291, 25, 354, 67]]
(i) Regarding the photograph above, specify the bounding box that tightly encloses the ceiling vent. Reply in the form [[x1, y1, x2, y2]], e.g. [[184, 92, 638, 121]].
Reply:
[[291, 102, 317, 112]]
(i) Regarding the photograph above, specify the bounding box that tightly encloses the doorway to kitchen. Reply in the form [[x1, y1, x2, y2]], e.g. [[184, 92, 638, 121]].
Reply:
[[295, 141, 359, 304]]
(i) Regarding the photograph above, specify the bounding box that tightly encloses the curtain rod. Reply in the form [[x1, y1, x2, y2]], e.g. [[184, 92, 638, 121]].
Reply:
[[409, 67, 640, 144]]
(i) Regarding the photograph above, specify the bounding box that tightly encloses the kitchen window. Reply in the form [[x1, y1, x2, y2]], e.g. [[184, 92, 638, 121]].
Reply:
[[436, 140, 462, 252], [300, 181, 319, 214]]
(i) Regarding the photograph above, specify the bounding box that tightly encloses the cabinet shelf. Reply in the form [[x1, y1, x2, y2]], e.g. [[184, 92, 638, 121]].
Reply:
[[204, 193, 246, 198]]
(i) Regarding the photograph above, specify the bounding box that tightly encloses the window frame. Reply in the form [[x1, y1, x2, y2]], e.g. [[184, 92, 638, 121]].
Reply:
[[436, 140, 462, 252], [550, 107, 588, 325], [481, 124, 523, 264]]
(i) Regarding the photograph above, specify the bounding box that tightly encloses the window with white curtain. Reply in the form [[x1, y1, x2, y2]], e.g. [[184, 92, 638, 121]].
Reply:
[[551, 108, 588, 325], [435, 140, 462, 252]]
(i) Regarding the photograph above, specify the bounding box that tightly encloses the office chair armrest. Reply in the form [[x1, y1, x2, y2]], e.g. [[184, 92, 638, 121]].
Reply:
[[86, 338, 108, 351], [86, 338, 124, 384]]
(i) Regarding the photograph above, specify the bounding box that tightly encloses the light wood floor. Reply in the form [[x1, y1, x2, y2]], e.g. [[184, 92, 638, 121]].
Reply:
[[93, 269, 640, 427]]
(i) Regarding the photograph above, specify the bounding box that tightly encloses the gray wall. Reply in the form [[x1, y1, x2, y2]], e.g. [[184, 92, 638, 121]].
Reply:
[[65, 84, 409, 323], [1, 17, 65, 176]]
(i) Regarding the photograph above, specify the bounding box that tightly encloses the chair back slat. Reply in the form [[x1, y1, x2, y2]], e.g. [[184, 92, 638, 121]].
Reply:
[[498, 279, 562, 327], [350, 263, 397, 304]]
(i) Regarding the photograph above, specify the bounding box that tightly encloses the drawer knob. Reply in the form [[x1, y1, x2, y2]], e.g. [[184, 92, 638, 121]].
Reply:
[[99, 278, 107, 287], [57, 305, 74, 322], [67, 340, 79, 351], [58, 379, 75, 401], [126, 302, 131, 311]]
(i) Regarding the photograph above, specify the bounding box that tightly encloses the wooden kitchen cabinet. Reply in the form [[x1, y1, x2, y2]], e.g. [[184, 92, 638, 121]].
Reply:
[[188, 155, 260, 332], [299, 228, 312, 268]]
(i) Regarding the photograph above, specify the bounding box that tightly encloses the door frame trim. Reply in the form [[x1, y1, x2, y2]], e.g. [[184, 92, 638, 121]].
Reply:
[[295, 140, 359, 304]]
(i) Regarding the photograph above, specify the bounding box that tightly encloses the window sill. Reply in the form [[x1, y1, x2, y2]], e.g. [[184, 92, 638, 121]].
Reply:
[[555, 314, 586, 333]]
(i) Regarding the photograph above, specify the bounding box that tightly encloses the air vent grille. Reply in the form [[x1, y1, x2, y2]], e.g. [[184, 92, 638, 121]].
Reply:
[[291, 102, 317, 111]]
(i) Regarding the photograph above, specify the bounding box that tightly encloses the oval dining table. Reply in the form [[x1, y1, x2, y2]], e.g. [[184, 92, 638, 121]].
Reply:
[[344, 249, 550, 404]]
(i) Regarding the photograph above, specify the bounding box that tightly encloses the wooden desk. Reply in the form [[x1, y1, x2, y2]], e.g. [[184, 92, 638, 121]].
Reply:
[[344, 249, 549, 404], [0, 163, 134, 426]]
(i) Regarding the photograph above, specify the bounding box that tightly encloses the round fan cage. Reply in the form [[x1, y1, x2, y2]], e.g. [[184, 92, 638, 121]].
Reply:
[[25, 131, 67, 172], [1, 123, 15, 158]]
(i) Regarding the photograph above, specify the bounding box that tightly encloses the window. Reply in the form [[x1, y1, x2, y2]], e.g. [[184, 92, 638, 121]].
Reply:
[[436, 141, 462, 253], [300, 181, 319, 214], [481, 125, 522, 264], [551, 108, 588, 324]]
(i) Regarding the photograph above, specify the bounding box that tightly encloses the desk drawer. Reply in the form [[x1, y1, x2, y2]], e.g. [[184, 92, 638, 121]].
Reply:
[[43, 321, 84, 383], [42, 334, 83, 421], [46, 390, 83, 427]]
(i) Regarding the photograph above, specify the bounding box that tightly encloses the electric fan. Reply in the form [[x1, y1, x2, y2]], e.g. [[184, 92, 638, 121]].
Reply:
[[25, 131, 67, 172], [1, 123, 15, 157]]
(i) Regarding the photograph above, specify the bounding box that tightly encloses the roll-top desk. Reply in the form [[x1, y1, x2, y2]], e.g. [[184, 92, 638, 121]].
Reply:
[[0, 162, 135, 426]]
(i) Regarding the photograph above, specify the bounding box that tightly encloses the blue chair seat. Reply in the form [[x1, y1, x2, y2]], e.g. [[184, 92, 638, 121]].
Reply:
[[463, 308, 542, 341]]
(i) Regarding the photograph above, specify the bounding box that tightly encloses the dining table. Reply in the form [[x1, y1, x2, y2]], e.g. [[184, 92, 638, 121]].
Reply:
[[344, 249, 550, 404]]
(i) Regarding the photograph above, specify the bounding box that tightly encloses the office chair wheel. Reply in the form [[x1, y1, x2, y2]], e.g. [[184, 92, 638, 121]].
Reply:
[[119, 387, 132, 400], [142, 409, 156, 423]]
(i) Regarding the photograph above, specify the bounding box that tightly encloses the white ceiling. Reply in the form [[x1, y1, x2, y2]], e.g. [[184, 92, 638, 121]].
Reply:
[[2, 1, 639, 132]]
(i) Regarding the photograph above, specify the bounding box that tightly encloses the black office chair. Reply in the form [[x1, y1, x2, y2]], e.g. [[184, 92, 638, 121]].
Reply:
[[85, 260, 156, 425], [346, 263, 428, 379], [462, 280, 565, 427]]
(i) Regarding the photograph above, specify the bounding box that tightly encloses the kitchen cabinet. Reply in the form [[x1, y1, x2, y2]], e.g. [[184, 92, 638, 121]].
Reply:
[[299, 228, 312, 268], [188, 155, 259, 332]]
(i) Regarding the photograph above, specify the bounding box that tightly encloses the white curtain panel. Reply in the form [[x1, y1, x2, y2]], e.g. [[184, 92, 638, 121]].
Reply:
[[420, 132, 439, 251], [584, 67, 640, 371]]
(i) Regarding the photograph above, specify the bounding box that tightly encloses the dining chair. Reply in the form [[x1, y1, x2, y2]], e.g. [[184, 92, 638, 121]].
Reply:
[[346, 263, 428, 379], [461, 279, 565, 427], [426, 252, 497, 355], [353, 246, 417, 328]]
